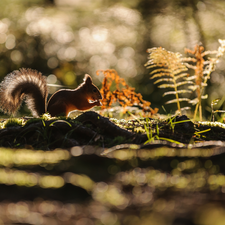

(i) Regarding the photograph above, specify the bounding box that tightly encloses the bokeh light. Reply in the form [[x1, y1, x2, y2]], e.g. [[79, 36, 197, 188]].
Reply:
[[0, 1, 225, 224]]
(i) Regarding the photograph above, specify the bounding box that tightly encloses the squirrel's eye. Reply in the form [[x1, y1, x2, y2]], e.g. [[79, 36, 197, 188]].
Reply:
[[93, 89, 97, 93]]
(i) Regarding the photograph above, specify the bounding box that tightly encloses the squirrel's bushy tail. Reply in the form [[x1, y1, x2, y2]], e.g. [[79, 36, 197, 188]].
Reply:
[[0, 68, 48, 117]]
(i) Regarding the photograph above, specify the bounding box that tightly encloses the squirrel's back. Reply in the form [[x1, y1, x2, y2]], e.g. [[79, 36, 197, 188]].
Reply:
[[0, 68, 48, 117]]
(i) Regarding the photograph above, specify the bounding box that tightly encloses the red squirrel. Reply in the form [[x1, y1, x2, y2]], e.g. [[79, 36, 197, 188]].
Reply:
[[0, 68, 102, 117]]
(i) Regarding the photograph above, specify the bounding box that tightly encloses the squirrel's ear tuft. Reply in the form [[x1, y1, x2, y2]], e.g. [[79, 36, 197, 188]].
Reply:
[[84, 74, 92, 84]]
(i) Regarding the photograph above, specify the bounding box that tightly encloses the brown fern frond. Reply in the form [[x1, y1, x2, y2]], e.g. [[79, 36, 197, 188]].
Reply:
[[145, 47, 190, 113], [96, 69, 158, 116], [183, 40, 225, 121]]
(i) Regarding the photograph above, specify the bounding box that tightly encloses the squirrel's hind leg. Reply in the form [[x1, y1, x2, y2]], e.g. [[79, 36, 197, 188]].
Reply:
[[47, 102, 67, 117]]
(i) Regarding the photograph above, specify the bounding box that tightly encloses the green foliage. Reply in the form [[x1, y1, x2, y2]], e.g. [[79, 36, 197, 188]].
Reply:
[[144, 117, 183, 145], [3, 118, 24, 128], [145, 40, 225, 120], [110, 136, 128, 146], [0, 147, 70, 167], [210, 98, 225, 122]]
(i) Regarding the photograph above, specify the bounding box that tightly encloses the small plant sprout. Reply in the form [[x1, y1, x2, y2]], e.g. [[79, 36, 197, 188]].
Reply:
[[144, 117, 183, 146], [194, 128, 211, 138], [211, 98, 225, 122]]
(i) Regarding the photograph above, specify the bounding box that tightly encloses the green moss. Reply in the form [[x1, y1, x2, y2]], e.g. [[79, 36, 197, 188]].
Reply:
[[40, 113, 52, 120], [3, 118, 24, 128], [110, 136, 128, 146], [199, 121, 225, 129], [24, 117, 43, 126]]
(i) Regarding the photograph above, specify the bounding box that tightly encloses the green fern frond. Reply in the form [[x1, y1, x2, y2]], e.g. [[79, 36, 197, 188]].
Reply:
[[151, 72, 190, 80], [201, 83, 207, 87], [166, 98, 190, 104], [145, 47, 191, 113], [173, 68, 188, 76], [189, 98, 198, 105], [188, 85, 198, 91], [201, 94, 208, 99], [150, 68, 171, 75], [154, 78, 173, 84], [184, 64, 196, 70], [176, 81, 193, 87], [182, 57, 197, 63], [180, 106, 191, 111], [145, 64, 158, 69], [185, 75, 196, 81], [175, 73, 190, 79], [151, 73, 171, 79], [163, 90, 192, 96], [157, 81, 193, 89], [158, 84, 175, 88]]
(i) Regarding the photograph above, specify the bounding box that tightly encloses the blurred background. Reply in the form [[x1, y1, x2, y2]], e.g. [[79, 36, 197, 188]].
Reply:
[[0, 0, 225, 117], [1, 1, 225, 225]]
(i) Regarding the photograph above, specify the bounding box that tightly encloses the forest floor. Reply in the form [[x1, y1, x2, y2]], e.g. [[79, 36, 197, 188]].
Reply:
[[0, 109, 225, 224]]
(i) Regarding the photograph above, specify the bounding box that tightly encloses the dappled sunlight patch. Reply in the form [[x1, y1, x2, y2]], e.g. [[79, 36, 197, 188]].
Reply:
[[194, 204, 225, 225], [103, 145, 225, 161], [0, 148, 70, 166], [115, 167, 207, 192], [93, 182, 129, 209], [2, 200, 81, 224], [0, 142, 224, 224], [0, 168, 38, 187], [39, 175, 64, 189], [65, 172, 95, 192], [70, 146, 83, 156]]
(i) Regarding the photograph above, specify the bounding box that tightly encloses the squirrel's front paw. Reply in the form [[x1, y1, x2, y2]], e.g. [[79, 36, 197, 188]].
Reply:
[[96, 100, 102, 106]]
